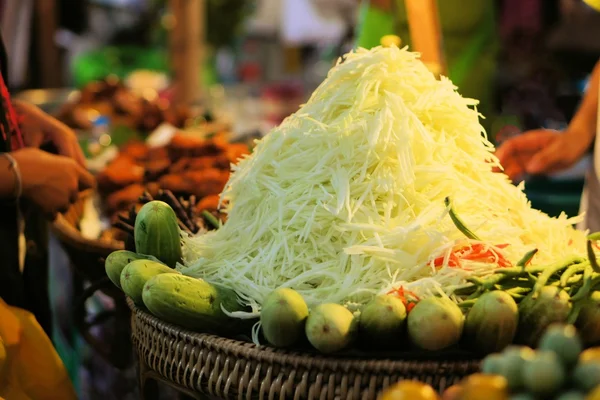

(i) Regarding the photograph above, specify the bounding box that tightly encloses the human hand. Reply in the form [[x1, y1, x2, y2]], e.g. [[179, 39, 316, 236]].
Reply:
[[494, 129, 590, 182], [12, 148, 95, 219], [13, 100, 86, 167]]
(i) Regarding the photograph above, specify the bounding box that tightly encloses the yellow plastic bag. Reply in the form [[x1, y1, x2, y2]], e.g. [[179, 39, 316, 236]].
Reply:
[[0, 298, 76, 400]]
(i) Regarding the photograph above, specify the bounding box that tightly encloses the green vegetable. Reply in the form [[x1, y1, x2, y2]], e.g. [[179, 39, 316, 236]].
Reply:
[[481, 353, 505, 375], [201, 210, 220, 229], [134, 200, 182, 268], [516, 248, 538, 268], [589, 240, 600, 274], [444, 196, 480, 240], [561, 263, 587, 287], [572, 361, 600, 392], [522, 351, 566, 396], [358, 295, 406, 347], [508, 394, 536, 400], [464, 291, 518, 355], [120, 259, 176, 305], [575, 291, 600, 346], [105, 250, 159, 289], [517, 286, 572, 347], [260, 288, 309, 348], [499, 346, 535, 391], [305, 304, 356, 354], [538, 324, 582, 367], [555, 391, 586, 400], [407, 296, 464, 351], [571, 265, 594, 303], [589, 232, 600, 241], [533, 257, 584, 295], [142, 274, 247, 333]]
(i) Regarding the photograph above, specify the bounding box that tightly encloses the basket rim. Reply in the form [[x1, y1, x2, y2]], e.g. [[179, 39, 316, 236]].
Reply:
[[128, 297, 481, 374], [50, 189, 125, 253]]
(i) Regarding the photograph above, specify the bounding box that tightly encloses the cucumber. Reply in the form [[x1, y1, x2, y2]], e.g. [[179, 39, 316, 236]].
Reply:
[[105, 250, 160, 289], [407, 296, 464, 351], [517, 286, 572, 347], [120, 259, 177, 305], [358, 294, 406, 348], [464, 291, 518, 355], [305, 304, 356, 354], [134, 200, 182, 268], [142, 274, 247, 333], [260, 288, 309, 348]]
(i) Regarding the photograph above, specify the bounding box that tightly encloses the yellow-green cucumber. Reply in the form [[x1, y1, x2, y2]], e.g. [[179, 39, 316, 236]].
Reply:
[[105, 250, 161, 289], [142, 274, 247, 333], [134, 200, 182, 268], [120, 259, 177, 305]]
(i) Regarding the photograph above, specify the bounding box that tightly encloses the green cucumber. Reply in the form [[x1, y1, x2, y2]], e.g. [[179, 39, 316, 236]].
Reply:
[[142, 274, 247, 333], [105, 250, 160, 289], [120, 259, 177, 305], [134, 200, 182, 268]]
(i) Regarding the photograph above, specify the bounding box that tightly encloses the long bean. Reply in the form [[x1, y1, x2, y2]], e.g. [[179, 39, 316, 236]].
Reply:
[[516, 248, 538, 268], [444, 197, 480, 241], [588, 232, 600, 241], [568, 301, 584, 325], [588, 240, 600, 273], [560, 262, 588, 287], [571, 265, 593, 302], [533, 256, 586, 295]]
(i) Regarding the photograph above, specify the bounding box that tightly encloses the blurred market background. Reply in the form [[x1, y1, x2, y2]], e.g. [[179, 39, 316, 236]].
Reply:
[[2, 0, 600, 398]]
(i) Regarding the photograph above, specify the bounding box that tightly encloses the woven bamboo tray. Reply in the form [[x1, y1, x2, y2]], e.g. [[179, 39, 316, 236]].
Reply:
[[129, 298, 481, 400], [50, 190, 132, 369]]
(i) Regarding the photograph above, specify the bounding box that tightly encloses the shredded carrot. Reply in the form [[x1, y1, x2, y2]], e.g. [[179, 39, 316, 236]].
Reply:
[[388, 286, 420, 312], [432, 242, 512, 269]]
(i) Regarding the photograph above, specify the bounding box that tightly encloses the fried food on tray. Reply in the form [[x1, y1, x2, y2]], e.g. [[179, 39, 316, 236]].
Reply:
[[144, 157, 171, 181], [56, 76, 194, 132], [158, 173, 192, 194], [225, 143, 250, 163], [120, 141, 149, 161], [167, 133, 224, 159], [97, 133, 251, 224], [195, 194, 221, 213], [97, 156, 145, 192], [105, 183, 146, 213], [183, 169, 230, 198]]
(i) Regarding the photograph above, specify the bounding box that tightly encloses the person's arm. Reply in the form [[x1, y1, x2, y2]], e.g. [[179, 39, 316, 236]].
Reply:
[[565, 60, 600, 145], [0, 153, 17, 199], [495, 60, 600, 179]]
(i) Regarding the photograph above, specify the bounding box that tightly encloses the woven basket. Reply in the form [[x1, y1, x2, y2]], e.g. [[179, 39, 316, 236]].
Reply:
[[129, 298, 481, 400], [50, 190, 132, 369], [51, 189, 124, 291]]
